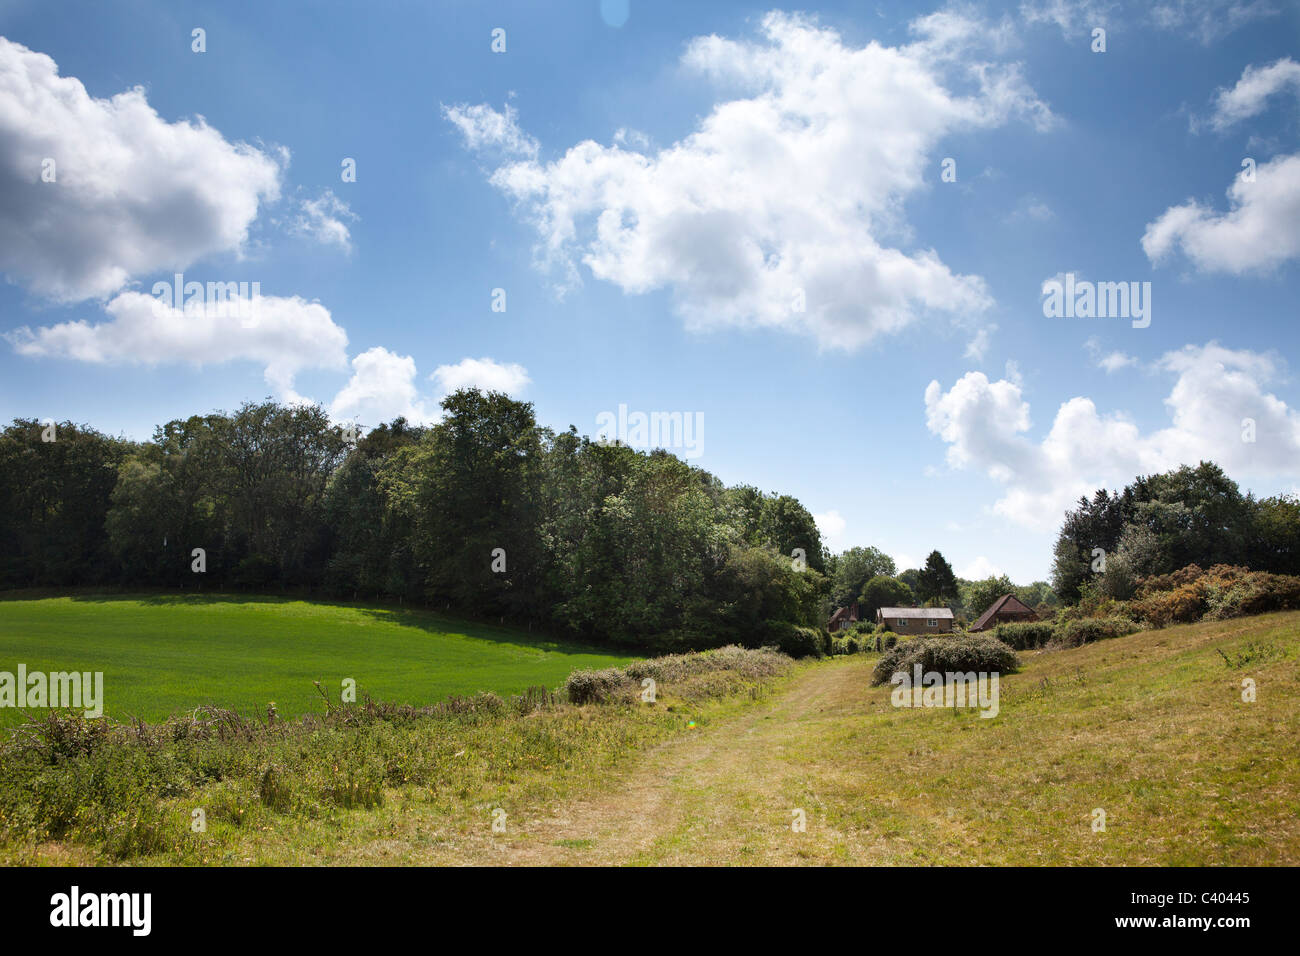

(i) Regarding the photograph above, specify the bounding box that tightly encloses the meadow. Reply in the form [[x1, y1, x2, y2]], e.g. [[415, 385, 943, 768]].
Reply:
[[0, 599, 1295, 866], [0, 593, 632, 726]]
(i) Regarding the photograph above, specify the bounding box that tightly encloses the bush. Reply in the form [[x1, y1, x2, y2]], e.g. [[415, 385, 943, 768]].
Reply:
[[850, 621, 875, 635], [844, 636, 859, 655], [993, 621, 1056, 650], [870, 634, 1020, 686], [564, 668, 630, 705], [1055, 616, 1139, 647], [1128, 564, 1300, 627], [882, 633, 898, 650], [764, 622, 825, 659]]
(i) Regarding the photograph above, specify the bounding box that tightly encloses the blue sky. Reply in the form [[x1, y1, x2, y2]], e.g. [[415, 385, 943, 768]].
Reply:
[[1, 0, 1298, 582]]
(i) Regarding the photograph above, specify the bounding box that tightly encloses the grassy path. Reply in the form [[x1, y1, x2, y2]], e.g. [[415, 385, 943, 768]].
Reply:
[[425, 613, 1299, 866], [501, 656, 871, 865]]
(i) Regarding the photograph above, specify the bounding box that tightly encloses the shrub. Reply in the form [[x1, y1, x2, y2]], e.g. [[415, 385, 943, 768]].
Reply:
[[993, 621, 1056, 650], [844, 636, 859, 655], [1129, 564, 1300, 627], [1055, 616, 1139, 647], [882, 634, 898, 650], [764, 622, 824, 659], [1130, 583, 1205, 628], [870, 634, 1020, 686], [564, 667, 630, 705]]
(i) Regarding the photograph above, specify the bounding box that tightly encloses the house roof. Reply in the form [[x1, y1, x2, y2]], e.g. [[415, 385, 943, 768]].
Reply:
[[970, 593, 1036, 632], [878, 607, 953, 619], [828, 602, 859, 624]]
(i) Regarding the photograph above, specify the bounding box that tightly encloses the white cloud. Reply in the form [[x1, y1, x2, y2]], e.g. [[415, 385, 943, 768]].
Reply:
[[1205, 58, 1300, 131], [441, 102, 538, 159], [1085, 335, 1138, 372], [1020, 0, 1117, 40], [289, 189, 357, 251], [328, 352, 532, 428], [1003, 194, 1054, 223], [958, 555, 1004, 579], [925, 342, 1300, 529], [329, 347, 435, 425], [0, 37, 283, 302], [430, 356, 530, 395], [964, 325, 997, 362], [1142, 153, 1300, 274], [892, 551, 921, 572], [814, 509, 847, 548], [1150, 0, 1280, 44], [1097, 351, 1138, 373], [6, 290, 348, 402], [447, 10, 1055, 350]]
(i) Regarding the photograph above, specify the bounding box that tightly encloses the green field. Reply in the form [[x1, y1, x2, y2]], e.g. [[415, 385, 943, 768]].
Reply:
[[0, 593, 632, 725]]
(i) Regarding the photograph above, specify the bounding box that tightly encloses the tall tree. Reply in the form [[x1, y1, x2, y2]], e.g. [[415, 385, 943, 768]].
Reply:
[[916, 550, 959, 606]]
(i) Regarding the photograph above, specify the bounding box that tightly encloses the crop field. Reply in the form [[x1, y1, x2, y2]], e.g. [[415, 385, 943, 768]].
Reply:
[[0, 593, 632, 726]]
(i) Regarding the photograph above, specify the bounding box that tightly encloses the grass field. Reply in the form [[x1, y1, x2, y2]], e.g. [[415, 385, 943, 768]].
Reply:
[[0, 593, 632, 726], [0, 601, 1296, 865]]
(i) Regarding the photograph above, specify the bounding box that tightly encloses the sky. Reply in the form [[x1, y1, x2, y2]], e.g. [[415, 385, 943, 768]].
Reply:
[[1, 0, 1298, 583]]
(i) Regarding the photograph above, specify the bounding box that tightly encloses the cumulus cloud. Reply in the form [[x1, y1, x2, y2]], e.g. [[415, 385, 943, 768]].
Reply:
[[0, 37, 283, 302], [925, 342, 1300, 529], [5, 290, 348, 402], [1142, 153, 1300, 274], [430, 356, 531, 396], [446, 10, 1055, 350], [289, 189, 357, 251], [329, 352, 531, 427], [329, 347, 435, 425]]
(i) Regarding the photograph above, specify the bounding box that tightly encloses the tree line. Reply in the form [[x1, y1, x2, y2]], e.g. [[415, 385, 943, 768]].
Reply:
[[0, 392, 827, 652], [1051, 461, 1300, 603]]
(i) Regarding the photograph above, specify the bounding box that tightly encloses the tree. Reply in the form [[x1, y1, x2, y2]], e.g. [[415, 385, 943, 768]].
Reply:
[[858, 575, 913, 619], [0, 420, 131, 588], [916, 550, 959, 606], [1249, 494, 1300, 574], [964, 574, 1015, 620], [830, 546, 897, 607]]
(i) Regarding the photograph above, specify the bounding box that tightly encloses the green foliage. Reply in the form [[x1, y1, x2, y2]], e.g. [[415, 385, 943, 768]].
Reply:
[[830, 546, 897, 607], [857, 574, 913, 619], [1055, 616, 1140, 647], [917, 550, 959, 605], [1051, 462, 1268, 603], [870, 634, 1020, 686], [992, 621, 1056, 650], [2, 392, 829, 654], [964, 575, 1015, 621]]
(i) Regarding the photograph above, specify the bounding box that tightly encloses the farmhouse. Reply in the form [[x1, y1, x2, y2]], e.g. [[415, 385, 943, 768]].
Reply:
[[828, 602, 859, 632], [876, 606, 954, 634], [969, 593, 1038, 632]]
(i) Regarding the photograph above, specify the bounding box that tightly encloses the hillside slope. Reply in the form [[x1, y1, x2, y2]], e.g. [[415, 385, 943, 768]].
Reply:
[[289, 611, 1299, 866]]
